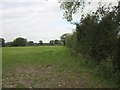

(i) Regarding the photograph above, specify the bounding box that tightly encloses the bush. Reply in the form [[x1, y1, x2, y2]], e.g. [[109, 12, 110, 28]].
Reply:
[[95, 58, 114, 80]]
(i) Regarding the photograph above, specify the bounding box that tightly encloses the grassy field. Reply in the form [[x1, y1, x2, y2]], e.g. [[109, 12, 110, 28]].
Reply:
[[2, 46, 117, 88]]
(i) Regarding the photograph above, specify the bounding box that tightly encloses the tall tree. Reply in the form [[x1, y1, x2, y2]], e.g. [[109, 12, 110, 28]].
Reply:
[[59, 0, 91, 22], [0, 38, 5, 47], [28, 41, 34, 46], [60, 1, 119, 65], [55, 39, 59, 45], [39, 40, 43, 45], [60, 33, 71, 46], [13, 37, 27, 46], [5, 42, 13, 47], [49, 40, 55, 45]]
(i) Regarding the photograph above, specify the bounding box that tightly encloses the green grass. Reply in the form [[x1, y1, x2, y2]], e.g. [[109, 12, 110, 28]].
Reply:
[[2, 46, 118, 88]]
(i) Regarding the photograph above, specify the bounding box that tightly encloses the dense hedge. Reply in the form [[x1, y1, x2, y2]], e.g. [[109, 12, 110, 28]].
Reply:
[[61, 3, 120, 84]]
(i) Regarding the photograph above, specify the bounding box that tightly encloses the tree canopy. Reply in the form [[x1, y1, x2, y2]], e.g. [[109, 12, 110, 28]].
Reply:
[[12, 37, 27, 46], [60, 0, 119, 23], [60, 1, 120, 75], [0, 38, 5, 47]]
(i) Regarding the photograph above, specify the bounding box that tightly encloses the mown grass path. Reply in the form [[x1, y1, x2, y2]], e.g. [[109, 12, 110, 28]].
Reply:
[[2, 46, 116, 88]]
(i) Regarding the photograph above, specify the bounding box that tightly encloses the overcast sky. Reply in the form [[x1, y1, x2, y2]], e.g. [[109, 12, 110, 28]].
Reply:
[[0, 0, 76, 43], [0, 0, 118, 43]]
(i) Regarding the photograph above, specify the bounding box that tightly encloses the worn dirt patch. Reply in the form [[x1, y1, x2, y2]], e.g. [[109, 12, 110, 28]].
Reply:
[[2, 65, 86, 88]]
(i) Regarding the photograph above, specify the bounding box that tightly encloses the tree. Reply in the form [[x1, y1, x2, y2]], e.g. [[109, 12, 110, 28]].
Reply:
[[60, 1, 86, 22], [59, 0, 120, 85], [28, 41, 34, 46], [13, 37, 27, 46], [60, 0, 116, 23], [117, 37, 120, 71], [60, 1, 119, 64], [49, 40, 55, 45], [55, 39, 60, 45], [60, 33, 71, 46], [115, 2, 120, 72], [39, 40, 43, 45], [5, 42, 13, 47], [0, 38, 5, 47]]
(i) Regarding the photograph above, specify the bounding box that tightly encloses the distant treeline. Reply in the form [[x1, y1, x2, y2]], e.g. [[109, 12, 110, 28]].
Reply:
[[0, 37, 63, 47]]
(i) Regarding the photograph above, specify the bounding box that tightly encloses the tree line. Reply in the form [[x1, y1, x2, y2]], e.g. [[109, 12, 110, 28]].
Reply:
[[0, 37, 63, 47], [60, 1, 120, 85]]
